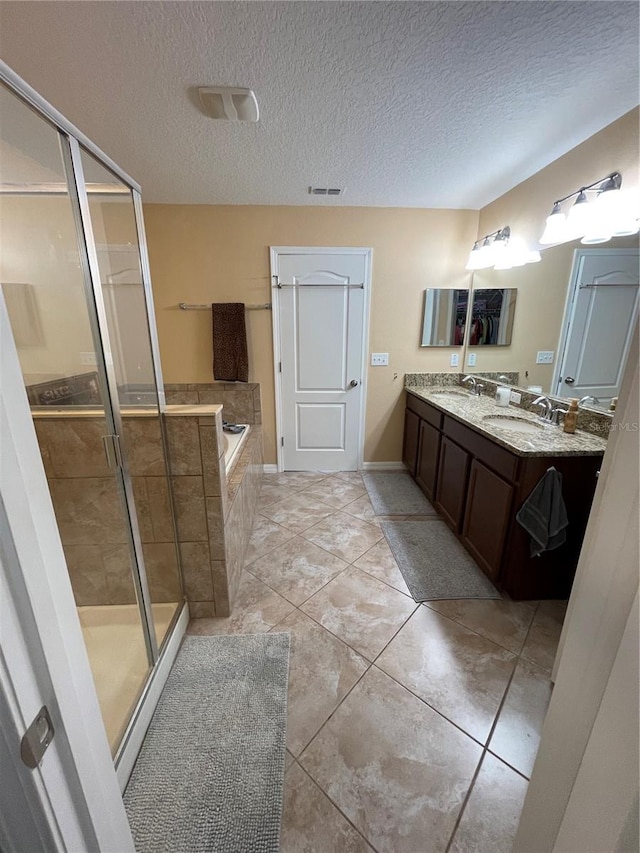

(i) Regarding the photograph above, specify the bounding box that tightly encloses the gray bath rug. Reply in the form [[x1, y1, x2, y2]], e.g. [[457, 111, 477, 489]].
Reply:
[[363, 471, 437, 515], [124, 632, 290, 853], [381, 520, 501, 601]]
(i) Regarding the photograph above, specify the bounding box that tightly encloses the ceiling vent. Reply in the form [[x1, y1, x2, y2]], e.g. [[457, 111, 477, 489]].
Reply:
[[197, 87, 259, 122], [308, 187, 344, 196]]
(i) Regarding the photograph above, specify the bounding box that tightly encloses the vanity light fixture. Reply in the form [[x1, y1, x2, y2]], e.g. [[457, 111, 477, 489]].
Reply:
[[539, 172, 639, 246], [465, 226, 541, 272]]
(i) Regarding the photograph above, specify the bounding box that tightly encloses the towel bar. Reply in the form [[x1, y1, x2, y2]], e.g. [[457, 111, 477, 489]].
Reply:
[[178, 302, 272, 311]]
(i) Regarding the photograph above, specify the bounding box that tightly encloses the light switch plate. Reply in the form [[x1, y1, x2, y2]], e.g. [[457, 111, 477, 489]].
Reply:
[[450, 353, 459, 367], [536, 351, 555, 364], [371, 352, 389, 366], [467, 352, 477, 366], [80, 352, 97, 365], [510, 390, 522, 404]]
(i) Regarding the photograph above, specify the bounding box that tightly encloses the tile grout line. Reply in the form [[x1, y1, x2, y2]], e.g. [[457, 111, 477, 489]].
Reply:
[[209, 476, 559, 850], [443, 600, 549, 849], [420, 600, 536, 657], [289, 758, 382, 853], [437, 607, 543, 850]]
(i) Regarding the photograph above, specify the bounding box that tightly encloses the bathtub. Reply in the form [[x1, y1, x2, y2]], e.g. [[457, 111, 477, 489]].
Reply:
[[223, 424, 250, 473]]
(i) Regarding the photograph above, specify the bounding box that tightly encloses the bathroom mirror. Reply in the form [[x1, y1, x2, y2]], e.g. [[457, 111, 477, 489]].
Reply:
[[420, 288, 468, 347], [468, 288, 517, 346], [469, 234, 639, 407]]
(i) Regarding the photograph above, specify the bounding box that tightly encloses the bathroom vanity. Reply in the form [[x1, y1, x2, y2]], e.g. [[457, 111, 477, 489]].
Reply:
[[403, 385, 607, 599]]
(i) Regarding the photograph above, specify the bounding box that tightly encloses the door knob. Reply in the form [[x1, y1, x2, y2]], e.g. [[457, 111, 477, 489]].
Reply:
[[349, 379, 359, 388], [564, 376, 575, 385]]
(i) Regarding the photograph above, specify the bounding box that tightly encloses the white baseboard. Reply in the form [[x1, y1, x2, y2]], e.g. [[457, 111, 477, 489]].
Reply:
[[264, 462, 405, 473], [361, 461, 406, 471]]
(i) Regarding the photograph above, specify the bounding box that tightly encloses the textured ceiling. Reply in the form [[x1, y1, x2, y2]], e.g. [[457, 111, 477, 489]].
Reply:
[[0, 1, 638, 208]]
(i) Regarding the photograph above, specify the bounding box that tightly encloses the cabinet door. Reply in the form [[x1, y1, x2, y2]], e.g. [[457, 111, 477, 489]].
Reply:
[[462, 460, 514, 580], [403, 408, 420, 478], [435, 436, 470, 530], [416, 420, 441, 500]]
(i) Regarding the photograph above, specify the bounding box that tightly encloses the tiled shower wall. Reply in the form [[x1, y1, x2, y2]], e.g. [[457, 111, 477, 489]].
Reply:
[[33, 415, 181, 607], [164, 382, 262, 424], [33, 407, 263, 617]]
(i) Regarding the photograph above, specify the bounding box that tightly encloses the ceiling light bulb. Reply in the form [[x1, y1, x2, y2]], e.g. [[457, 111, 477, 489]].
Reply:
[[566, 190, 592, 238], [539, 203, 568, 245], [465, 244, 483, 270], [609, 189, 640, 236]]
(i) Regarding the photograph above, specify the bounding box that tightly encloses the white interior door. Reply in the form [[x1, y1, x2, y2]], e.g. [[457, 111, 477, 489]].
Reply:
[[555, 249, 639, 403], [272, 248, 370, 472]]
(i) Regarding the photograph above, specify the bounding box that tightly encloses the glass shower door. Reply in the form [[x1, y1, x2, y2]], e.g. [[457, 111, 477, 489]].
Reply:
[[77, 147, 183, 650], [0, 83, 153, 754]]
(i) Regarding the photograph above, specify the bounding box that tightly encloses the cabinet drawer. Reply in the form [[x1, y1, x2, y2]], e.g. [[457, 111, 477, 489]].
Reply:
[[406, 393, 443, 429], [443, 416, 519, 482]]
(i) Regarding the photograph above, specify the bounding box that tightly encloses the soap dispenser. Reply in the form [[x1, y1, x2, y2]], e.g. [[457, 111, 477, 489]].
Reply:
[[563, 398, 579, 434]]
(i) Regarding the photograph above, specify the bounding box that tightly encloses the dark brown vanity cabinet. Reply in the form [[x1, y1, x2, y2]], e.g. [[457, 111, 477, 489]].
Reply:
[[462, 460, 514, 581], [416, 420, 441, 500], [434, 436, 469, 529], [402, 408, 420, 476], [403, 391, 601, 599]]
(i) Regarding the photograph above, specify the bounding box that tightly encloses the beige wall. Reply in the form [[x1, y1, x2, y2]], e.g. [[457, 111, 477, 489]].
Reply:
[[470, 108, 640, 387], [1, 196, 95, 383], [144, 205, 478, 464], [144, 109, 639, 464]]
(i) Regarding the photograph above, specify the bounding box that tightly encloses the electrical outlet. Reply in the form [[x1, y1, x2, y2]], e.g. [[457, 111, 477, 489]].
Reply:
[[450, 353, 459, 367], [536, 351, 555, 364], [467, 352, 477, 367], [80, 352, 97, 365], [510, 390, 522, 404], [371, 352, 389, 366]]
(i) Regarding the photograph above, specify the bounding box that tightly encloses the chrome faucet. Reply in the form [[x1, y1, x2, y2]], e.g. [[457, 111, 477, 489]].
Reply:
[[462, 376, 484, 396], [533, 395, 554, 421], [550, 405, 568, 425], [578, 395, 601, 407]]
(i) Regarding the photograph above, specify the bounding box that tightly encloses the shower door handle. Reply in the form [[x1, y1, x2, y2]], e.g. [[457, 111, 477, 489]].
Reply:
[[102, 434, 123, 469]]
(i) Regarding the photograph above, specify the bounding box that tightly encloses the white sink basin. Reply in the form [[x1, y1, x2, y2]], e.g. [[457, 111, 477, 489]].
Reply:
[[483, 415, 544, 435]]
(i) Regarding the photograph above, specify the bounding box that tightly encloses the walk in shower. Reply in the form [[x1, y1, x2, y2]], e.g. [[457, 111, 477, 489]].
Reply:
[[0, 65, 185, 771]]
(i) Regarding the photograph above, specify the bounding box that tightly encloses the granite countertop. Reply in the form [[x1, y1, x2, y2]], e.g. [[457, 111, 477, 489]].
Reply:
[[406, 386, 608, 457], [32, 403, 223, 418]]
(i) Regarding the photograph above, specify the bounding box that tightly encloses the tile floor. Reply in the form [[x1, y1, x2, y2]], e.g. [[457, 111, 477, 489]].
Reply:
[[189, 471, 567, 853]]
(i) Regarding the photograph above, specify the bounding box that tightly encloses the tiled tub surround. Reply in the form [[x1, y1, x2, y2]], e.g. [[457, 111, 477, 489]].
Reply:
[[32, 404, 263, 617], [147, 405, 262, 618], [405, 386, 608, 457], [164, 382, 262, 425]]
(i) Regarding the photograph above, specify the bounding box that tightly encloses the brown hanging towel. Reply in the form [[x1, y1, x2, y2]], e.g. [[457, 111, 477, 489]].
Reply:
[[211, 302, 249, 382]]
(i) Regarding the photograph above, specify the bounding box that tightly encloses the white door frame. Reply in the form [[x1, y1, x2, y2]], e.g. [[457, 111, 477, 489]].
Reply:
[[552, 247, 639, 395], [270, 247, 372, 473], [0, 292, 135, 850]]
